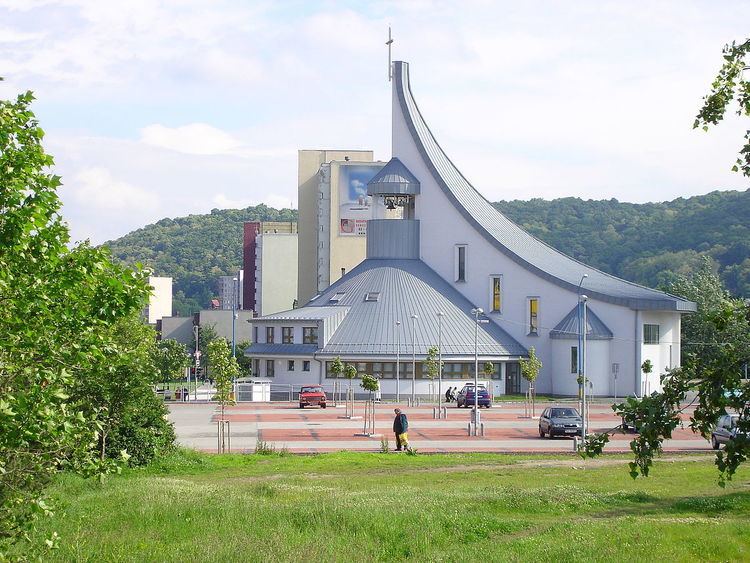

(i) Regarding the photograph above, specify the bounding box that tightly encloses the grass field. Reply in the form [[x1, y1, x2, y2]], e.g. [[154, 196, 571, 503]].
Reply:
[[14, 450, 750, 562]]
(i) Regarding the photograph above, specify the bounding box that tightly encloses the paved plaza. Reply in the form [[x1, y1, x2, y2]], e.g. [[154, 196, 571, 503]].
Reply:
[[168, 396, 711, 454]]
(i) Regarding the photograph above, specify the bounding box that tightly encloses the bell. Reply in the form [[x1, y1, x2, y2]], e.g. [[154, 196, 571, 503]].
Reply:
[[385, 199, 396, 210]]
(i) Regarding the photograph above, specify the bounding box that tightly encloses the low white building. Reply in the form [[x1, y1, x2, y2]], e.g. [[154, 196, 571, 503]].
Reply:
[[246, 60, 695, 398]]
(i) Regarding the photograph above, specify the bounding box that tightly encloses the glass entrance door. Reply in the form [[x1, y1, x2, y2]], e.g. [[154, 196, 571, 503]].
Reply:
[[505, 362, 521, 395]]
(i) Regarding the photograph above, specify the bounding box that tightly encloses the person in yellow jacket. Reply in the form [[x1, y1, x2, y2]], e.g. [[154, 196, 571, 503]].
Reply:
[[393, 408, 410, 451]]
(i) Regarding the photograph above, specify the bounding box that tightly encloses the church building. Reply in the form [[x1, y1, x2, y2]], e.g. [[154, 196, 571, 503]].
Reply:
[[246, 61, 696, 398]]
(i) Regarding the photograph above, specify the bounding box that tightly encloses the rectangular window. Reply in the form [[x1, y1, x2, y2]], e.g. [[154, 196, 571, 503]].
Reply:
[[455, 245, 467, 282], [282, 327, 293, 344], [253, 326, 258, 344], [288, 360, 295, 371], [253, 358, 260, 377], [364, 292, 380, 302], [644, 324, 660, 344], [303, 360, 311, 372], [571, 346, 578, 374], [266, 359, 275, 378], [266, 326, 275, 344], [490, 276, 502, 312], [303, 327, 318, 344], [528, 298, 539, 335]]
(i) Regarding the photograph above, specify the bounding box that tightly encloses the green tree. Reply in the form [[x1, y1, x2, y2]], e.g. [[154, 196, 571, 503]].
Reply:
[[207, 339, 238, 422], [520, 348, 542, 416], [152, 339, 191, 384], [330, 357, 345, 379], [234, 339, 253, 376], [0, 90, 150, 552], [73, 314, 175, 466], [583, 263, 750, 484], [360, 374, 380, 401], [198, 323, 220, 379], [694, 38, 750, 177], [344, 363, 358, 395]]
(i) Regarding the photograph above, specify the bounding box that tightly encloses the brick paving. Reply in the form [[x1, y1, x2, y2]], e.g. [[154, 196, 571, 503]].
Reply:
[[168, 399, 710, 454]]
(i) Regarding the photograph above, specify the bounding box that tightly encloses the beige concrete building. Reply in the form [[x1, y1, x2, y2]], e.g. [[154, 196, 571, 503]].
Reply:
[[297, 150, 385, 304], [255, 230, 298, 316], [144, 276, 172, 324]]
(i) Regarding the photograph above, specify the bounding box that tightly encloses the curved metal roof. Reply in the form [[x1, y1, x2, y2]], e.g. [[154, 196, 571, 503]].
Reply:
[[393, 60, 696, 313], [310, 258, 526, 358], [367, 157, 421, 196]]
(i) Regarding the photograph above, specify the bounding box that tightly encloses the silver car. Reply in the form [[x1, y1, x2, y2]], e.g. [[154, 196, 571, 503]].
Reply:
[[711, 414, 746, 449], [539, 407, 583, 438]]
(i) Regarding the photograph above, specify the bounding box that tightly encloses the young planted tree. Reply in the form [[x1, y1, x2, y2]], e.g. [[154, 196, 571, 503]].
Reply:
[[198, 323, 220, 380], [0, 89, 151, 553], [207, 339, 239, 423], [424, 346, 443, 403], [344, 363, 358, 394], [519, 348, 542, 417], [641, 359, 654, 395]]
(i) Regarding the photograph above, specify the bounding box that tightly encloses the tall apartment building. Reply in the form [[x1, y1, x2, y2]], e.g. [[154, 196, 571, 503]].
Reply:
[[217, 271, 243, 310], [297, 150, 385, 305], [144, 276, 173, 324], [242, 221, 298, 316]]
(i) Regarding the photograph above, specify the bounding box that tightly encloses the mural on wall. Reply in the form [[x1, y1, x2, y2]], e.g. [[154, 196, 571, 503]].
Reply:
[[338, 164, 381, 236]]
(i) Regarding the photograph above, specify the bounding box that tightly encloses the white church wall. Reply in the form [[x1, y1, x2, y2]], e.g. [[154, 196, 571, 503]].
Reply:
[[392, 85, 642, 396]]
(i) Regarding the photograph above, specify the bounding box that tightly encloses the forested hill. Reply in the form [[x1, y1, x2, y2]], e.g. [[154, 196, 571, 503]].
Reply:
[[493, 189, 749, 297], [104, 190, 749, 315], [104, 205, 296, 315]]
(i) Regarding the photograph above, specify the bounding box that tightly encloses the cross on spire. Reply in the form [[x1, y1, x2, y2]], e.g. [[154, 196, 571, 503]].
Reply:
[[386, 26, 394, 81]]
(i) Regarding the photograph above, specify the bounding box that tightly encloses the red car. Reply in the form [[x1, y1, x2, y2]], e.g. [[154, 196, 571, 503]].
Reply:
[[299, 385, 327, 408]]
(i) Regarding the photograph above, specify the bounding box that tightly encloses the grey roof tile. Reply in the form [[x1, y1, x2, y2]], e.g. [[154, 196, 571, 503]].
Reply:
[[550, 305, 614, 340], [367, 157, 421, 195], [393, 61, 696, 313], [307, 258, 527, 358]]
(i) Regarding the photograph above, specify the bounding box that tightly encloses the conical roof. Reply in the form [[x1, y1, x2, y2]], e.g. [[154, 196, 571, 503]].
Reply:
[[367, 157, 420, 196], [549, 305, 613, 340]]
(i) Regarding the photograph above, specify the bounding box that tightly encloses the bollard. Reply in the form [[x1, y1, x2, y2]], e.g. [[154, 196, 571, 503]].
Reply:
[[467, 422, 471, 436], [480, 422, 485, 437], [573, 436, 579, 451], [442, 406, 448, 419], [432, 406, 437, 419]]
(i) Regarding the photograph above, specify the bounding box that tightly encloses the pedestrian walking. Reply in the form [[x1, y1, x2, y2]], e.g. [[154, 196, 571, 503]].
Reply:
[[393, 408, 410, 451]]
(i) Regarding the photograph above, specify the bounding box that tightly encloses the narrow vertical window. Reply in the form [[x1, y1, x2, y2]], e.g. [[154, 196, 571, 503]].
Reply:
[[571, 346, 578, 374], [528, 298, 539, 335], [455, 245, 467, 282], [490, 276, 502, 312], [288, 360, 295, 371], [282, 327, 293, 344], [266, 326, 275, 344], [266, 359, 275, 377]]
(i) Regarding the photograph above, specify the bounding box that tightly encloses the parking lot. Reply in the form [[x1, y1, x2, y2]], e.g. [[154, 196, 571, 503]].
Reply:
[[168, 399, 712, 454]]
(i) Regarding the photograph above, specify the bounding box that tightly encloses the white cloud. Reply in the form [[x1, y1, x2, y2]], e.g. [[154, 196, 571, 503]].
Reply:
[[70, 167, 158, 211], [140, 123, 241, 156]]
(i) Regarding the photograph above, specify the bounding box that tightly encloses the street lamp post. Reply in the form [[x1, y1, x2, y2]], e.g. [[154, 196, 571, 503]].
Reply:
[[471, 307, 483, 435], [581, 294, 589, 438], [577, 274, 588, 427], [193, 324, 200, 401], [437, 311, 444, 406], [410, 314, 418, 403], [395, 320, 401, 403]]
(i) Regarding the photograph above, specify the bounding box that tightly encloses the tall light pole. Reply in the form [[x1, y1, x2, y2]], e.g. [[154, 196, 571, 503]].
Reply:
[[193, 324, 200, 400], [581, 294, 589, 438], [577, 274, 587, 420], [437, 311, 444, 405], [471, 307, 483, 434], [395, 320, 401, 403], [410, 314, 418, 403]]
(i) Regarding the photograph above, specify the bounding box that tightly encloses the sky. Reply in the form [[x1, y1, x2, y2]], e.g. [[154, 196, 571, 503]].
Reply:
[[1, 1, 748, 245]]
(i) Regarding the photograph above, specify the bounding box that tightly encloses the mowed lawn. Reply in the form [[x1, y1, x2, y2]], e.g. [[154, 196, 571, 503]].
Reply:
[[17, 450, 750, 562]]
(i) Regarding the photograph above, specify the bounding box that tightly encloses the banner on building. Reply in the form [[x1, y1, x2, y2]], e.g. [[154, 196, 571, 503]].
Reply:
[[338, 164, 381, 236]]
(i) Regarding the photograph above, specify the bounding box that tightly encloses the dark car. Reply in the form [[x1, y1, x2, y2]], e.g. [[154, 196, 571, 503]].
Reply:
[[456, 384, 491, 408], [299, 385, 327, 408], [539, 407, 583, 438], [711, 414, 746, 449]]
